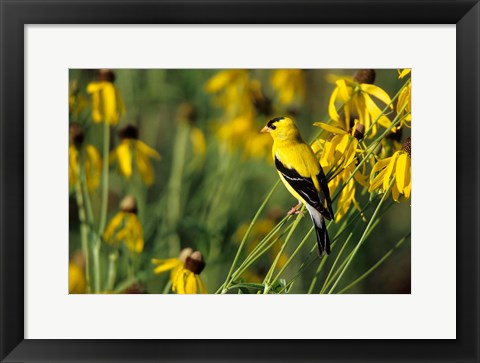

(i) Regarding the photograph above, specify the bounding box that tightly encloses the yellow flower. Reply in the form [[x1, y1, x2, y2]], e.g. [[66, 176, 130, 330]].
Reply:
[[313, 122, 368, 221], [205, 70, 253, 117], [110, 125, 161, 186], [152, 249, 207, 294], [328, 69, 393, 137], [152, 247, 192, 280], [68, 124, 102, 191], [69, 262, 86, 294], [271, 69, 305, 107], [369, 137, 411, 201], [86, 69, 125, 125], [103, 195, 144, 253]]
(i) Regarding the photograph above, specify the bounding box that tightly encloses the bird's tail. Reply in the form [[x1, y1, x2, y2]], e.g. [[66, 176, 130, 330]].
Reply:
[[306, 204, 330, 257]]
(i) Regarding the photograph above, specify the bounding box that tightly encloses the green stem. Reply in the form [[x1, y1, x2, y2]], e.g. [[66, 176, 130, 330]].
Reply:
[[268, 226, 314, 293], [98, 120, 110, 235], [328, 179, 394, 294], [337, 233, 410, 294], [319, 232, 354, 293], [93, 120, 110, 292], [219, 181, 279, 293], [105, 250, 119, 291], [263, 211, 304, 289], [74, 177, 91, 293]]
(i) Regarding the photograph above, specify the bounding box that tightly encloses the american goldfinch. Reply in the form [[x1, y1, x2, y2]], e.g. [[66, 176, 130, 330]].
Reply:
[[261, 117, 334, 256]]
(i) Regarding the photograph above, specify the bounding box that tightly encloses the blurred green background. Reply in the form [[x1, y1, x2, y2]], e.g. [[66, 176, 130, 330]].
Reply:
[[69, 69, 411, 294]]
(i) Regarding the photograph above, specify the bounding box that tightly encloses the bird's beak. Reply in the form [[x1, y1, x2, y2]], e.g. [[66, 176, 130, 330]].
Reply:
[[260, 126, 270, 133]]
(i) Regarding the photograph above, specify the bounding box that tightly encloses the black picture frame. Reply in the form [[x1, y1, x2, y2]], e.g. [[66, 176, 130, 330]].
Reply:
[[1, 1, 479, 362]]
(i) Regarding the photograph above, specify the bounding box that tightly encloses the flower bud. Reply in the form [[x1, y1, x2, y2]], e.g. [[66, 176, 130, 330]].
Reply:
[[97, 69, 116, 83], [402, 137, 411, 156], [69, 123, 84, 147], [120, 195, 138, 214], [119, 125, 139, 140], [353, 69, 376, 84], [184, 251, 205, 274]]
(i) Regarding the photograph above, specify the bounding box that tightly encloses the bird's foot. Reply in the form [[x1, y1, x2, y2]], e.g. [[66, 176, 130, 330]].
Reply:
[[288, 203, 304, 216]]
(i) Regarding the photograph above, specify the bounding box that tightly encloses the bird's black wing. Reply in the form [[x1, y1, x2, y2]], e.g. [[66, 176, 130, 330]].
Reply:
[[275, 156, 332, 220]]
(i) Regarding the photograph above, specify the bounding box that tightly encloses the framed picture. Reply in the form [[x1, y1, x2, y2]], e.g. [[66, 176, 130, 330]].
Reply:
[[1, 0, 479, 362]]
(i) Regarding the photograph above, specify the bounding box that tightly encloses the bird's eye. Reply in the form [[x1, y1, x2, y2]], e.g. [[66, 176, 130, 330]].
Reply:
[[269, 124, 276, 130]]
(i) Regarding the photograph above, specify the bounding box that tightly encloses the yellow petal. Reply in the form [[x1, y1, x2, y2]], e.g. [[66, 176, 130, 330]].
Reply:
[[175, 270, 187, 294], [328, 87, 340, 122], [103, 212, 125, 242], [152, 258, 182, 274], [391, 183, 400, 202], [135, 151, 154, 186], [361, 84, 392, 108], [116, 141, 133, 177], [369, 168, 387, 192], [395, 152, 408, 192], [398, 69, 411, 79], [335, 134, 350, 154], [185, 272, 198, 294], [371, 157, 391, 176], [190, 127, 206, 156], [197, 276, 207, 294], [313, 122, 347, 135], [336, 80, 351, 102], [383, 152, 399, 191], [364, 94, 392, 129], [135, 140, 161, 160]]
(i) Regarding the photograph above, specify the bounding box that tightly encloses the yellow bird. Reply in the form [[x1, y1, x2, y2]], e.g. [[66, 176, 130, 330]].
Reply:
[[261, 117, 334, 256]]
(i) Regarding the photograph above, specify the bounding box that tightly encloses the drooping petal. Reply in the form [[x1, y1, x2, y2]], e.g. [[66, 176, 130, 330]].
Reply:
[[190, 127, 206, 156], [313, 122, 347, 135], [175, 269, 187, 294], [335, 134, 350, 155], [103, 212, 125, 243], [364, 93, 392, 130], [328, 86, 340, 122], [135, 151, 154, 186], [184, 272, 198, 294], [152, 258, 182, 274], [391, 183, 400, 202], [383, 152, 399, 191], [135, 140, 161, 159], [395, 152, 408, 192], [116, 141, 133, 177], [69, 146, 79, 186], [369, 168, 388, 192], [361, 83, 393, 108], [398, 69, 411, 79]]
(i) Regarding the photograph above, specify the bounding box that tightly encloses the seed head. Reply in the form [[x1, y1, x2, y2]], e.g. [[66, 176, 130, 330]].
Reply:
[[353, 123, 365, 140], [120, 195, 138, 214], [97, 69, 116, 83], [353, 69, 376, 84], [119, 125, 139, 140], [184, 251, 205, 274], [402, 137, 411, 156], [69, 123, 85, 147]]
